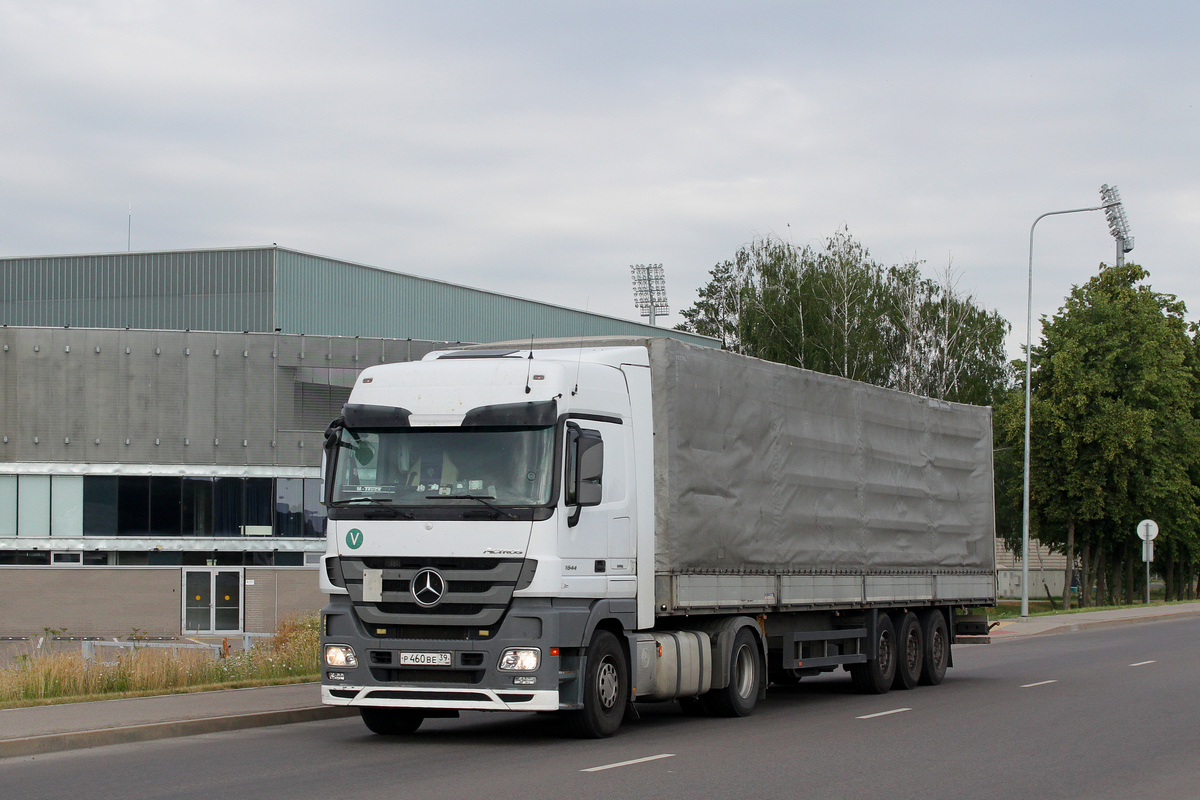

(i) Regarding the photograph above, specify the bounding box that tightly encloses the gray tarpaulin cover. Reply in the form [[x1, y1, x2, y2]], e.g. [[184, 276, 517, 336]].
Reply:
[[647, 339, 996, 575]]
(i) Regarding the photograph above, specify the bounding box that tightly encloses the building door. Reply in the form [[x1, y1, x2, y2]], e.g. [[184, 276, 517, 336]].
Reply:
[[182, 569, 243, 634]]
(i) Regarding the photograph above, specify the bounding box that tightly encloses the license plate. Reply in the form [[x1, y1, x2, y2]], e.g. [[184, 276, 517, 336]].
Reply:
[[399, 651, 452, 666]]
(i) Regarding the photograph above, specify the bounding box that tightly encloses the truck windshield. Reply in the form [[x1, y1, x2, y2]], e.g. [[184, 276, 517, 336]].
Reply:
[[330, 426, 554, 507]]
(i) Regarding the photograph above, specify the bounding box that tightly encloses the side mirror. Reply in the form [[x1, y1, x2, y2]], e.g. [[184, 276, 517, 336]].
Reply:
[[566, 426, 603, 528]]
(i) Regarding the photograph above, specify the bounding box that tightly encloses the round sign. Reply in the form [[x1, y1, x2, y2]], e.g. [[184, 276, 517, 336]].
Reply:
[[345, 527, 364, 550], [1136, 519, 1159, 541]]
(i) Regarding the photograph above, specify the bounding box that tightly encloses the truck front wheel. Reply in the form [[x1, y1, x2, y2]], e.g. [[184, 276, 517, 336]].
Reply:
[[564, 630, 628, 738], [359, 707, 424, 735], [702, 627, 761, 717]]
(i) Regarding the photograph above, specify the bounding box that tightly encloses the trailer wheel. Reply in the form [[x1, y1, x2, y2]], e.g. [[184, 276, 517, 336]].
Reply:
[[891, 612, 923, 690], [919, 610, 949, 686], [359, 707, 424, 735], [850, 613, 896, 694], [564, 630, 628, 738], [702, 627, 761, 717]]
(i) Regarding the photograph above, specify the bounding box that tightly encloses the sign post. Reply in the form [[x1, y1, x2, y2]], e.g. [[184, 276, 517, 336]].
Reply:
[[1136, 519, 1159, 604]]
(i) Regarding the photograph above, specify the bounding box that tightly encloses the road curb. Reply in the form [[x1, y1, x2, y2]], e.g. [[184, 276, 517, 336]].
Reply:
[[990, 606, 1200, 641], [0, 706, 359, 760]]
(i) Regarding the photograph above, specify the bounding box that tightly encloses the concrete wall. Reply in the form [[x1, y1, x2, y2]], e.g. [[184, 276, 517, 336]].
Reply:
[[0, 567, 323, 637], [0, 568, 182, 637], [243, 568, 326, 633]]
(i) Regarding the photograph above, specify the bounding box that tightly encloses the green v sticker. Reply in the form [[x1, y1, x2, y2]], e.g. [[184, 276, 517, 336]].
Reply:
[[345, 528, 364, 550]]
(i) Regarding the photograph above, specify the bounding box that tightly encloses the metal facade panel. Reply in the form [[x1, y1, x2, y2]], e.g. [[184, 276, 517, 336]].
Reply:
[[934, 573, 996, 602], [673, 575, 778, 609], [864, 575, 935, 603], [273, 249, 716, 346], [0, 249, 273, 331], [0, 328, 452, 471], [779, 575, 865, 605]]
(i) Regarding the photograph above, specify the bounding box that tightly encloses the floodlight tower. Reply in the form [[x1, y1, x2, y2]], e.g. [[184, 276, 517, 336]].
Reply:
[[631, 263, 669, 326], [1100, 184, 1134, 266]]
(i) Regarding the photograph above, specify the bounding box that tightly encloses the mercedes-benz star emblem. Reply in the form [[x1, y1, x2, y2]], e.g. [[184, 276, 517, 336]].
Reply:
[[411, 568, 446, 608]]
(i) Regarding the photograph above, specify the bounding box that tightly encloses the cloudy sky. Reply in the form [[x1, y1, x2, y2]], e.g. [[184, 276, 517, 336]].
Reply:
[[2, 2, 1197, 355]]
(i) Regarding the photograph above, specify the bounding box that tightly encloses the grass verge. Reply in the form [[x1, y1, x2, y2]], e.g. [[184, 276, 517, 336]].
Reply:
[[0, 615, 320, 709], [989, 598, 1200, 620]]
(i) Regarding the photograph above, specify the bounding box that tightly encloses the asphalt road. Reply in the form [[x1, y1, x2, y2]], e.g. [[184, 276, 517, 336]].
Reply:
[[3, 617, 1198, 800]]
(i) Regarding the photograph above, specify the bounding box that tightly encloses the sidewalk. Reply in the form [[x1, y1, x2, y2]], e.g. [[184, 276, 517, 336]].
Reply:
[[988, 600, 1200, 639], [0, 682, 356, 760]]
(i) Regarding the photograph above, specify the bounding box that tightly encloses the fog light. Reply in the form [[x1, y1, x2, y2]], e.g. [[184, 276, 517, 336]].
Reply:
[[324, 644, 358, 668], [497, 648, 540, 671]]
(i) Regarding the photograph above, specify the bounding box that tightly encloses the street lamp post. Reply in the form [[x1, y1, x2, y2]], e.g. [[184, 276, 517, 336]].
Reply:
[[1020, 193, 1125, 618]]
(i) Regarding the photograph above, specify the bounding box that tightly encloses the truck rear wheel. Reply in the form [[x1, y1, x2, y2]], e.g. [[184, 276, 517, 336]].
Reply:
[[850, 613, 896, 694], [891, 612, 923, 690], [701, 627, 761, 717], [359, 707, 424, 735], [564, 630, 628, 738], [918, 610, 949, 685]]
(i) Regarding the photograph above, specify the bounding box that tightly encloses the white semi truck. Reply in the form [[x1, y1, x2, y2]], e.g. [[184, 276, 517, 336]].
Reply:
[[319, 337, 996, 738]]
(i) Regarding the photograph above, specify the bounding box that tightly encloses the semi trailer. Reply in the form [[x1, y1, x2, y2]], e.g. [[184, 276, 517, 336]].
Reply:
[[319, 337, 996, 737]]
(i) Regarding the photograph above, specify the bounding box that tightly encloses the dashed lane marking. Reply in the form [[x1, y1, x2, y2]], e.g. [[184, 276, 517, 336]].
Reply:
[[581, 754, 676, 773], [1021, 680, 1058, 688], [1129, 660, 1157, 667], [856, 708, 912, 719]]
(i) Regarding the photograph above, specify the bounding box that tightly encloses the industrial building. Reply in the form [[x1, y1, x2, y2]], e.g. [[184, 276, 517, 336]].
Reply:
[[0, 246, 712, 638]]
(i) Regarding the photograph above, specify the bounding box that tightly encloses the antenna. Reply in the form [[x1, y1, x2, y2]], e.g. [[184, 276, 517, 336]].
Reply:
[[630, 263, 669, 326], [524, 333, 534, 394], [572, 295, 589, 396], [127, 202, 132, 251]]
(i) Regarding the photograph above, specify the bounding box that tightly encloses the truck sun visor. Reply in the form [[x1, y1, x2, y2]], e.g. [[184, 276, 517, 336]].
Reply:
[[341, 403, 412, 428], [462, 399, 557, 427]]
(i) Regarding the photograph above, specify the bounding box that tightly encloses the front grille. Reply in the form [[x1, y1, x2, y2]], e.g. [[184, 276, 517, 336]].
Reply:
[[370, 668, 483, 684], [341, 556, 524, 627]]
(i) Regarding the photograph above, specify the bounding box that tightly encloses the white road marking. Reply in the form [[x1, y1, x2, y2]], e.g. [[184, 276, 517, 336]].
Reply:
[[856, 707, 912, 719], [581, 754, 676, 773], [1021, 680, 1058, 688], [1129, 660, 1157, 667]]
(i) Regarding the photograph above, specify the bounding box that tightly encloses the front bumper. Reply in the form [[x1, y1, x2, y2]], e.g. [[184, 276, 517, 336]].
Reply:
[[322, 684, 559, 712], [321, 595, 567, 713]]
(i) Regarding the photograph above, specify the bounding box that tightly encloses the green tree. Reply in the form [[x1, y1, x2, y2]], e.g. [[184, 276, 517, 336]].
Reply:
[[1009, 262, 1200, 606], [679, 228, 1011, 406]]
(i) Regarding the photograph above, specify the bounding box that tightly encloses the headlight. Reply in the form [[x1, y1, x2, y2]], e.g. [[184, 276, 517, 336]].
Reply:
[[324, 644, 358, 667], [497, 648, 540, 671]]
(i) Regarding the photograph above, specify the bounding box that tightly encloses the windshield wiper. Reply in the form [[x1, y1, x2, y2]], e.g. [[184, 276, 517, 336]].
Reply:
[[424, 494, 520, 521], [332, 497, 395, 507]]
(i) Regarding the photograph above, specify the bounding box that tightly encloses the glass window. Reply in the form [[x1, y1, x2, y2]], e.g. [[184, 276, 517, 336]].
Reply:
[[275, 478, 304, 538], [303, 478, 327, 537], [213, 478, 242, 537], [182, 478, 213, 537], [184, 571, 210, 632], [83, 476, 118, 536], [243, 478, 273, 534], [0, 476, 15, 537], [82, 552, 110, 565], [274, 551, 304, 566], [17, 475, 51, 538], [148, 550, 183, 566], [117, 477, 150, 536], [116, 551, 150, 566], [246, 551, 274, 566], [214, 571, 241, 631], [50, 476, 85, 537], [329, 426, 555, 508], [149, 477, 182, 537]]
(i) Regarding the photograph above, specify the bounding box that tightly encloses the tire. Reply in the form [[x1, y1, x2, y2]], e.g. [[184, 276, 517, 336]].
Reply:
[[701, 627, 762, 717], [563, 630, 628, 738], [359, 707, 424, 735], [918, 610, 949, 686], [849, 613, 896, 694], [892, 612, 923, 691]]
